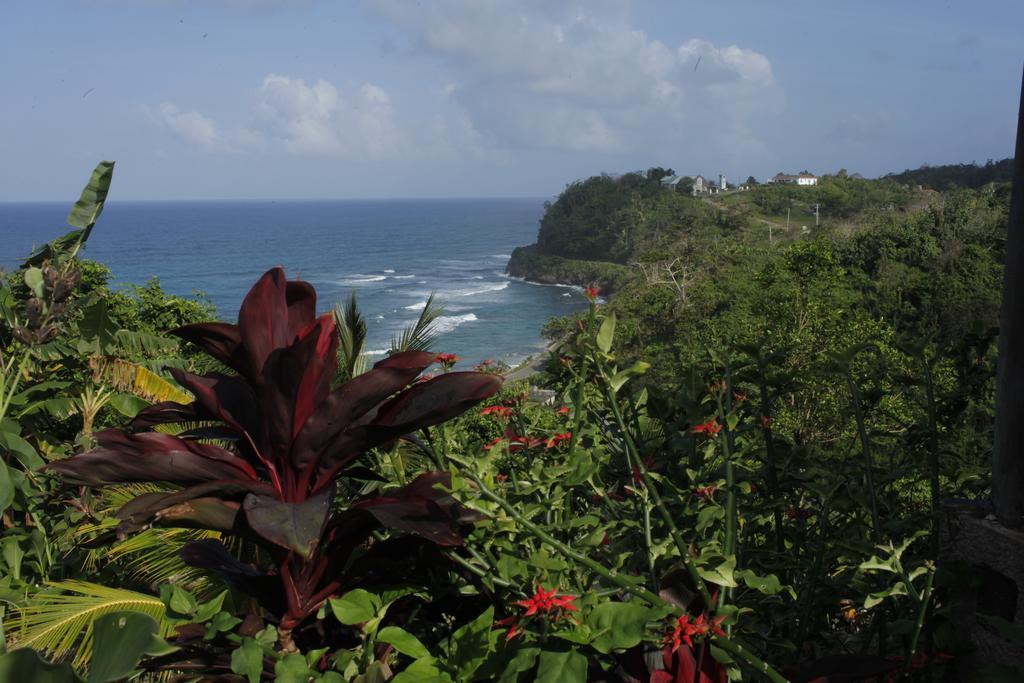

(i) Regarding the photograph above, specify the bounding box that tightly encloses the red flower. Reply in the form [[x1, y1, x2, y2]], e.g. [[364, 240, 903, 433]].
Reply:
[[516, 585, 578, 617], [666, 612, 727, 653], [495, 473, 508, 483], [761, 414, 772, 428], [557, 405, 571, 415], [481, 405, 513, 420], [694, 485, 718, 500], [483, 437, 504, 451], [786, 506, 813, 519], [692, 419, 722, 437], [546, 432, 572, 449], [435, 353, 460, 370], [506, 430, 545, 452], [584, 287, 600, 300], [499, 585, 577, 642]]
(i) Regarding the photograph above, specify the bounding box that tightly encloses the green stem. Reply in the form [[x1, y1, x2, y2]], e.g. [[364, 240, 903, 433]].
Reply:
[[901, 565, 935, 679], [712, 637, 789, 683], [755, 360, 785, 555], [469, 473, 788, 683], [469, 472, 661, 605], [567, 304, 596, 458], [593, 353, 713, 608], [846, 372, 881, 543], [717, 391, 738, 610], [921, 354, 941, 560]]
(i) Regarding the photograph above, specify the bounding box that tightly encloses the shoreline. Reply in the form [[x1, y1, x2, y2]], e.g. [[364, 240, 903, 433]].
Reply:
[[504, 340, 560, 383]]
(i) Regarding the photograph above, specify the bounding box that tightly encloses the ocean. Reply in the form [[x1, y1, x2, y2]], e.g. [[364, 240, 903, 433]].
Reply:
[[0, 199, 586, 368]]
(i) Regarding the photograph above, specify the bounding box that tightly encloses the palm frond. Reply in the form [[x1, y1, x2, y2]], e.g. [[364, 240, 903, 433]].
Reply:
[[334, 292, 368, 382], [89, 357, 192, 404], [6, 580, 171, 671], [390, 293, 443, 354]]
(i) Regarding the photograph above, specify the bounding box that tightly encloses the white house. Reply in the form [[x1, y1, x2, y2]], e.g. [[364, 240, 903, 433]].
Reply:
[[769, 172, 818, 186]]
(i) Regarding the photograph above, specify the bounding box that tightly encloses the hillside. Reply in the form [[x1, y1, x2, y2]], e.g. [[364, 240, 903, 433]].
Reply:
[[884, 157, 1014, 190]]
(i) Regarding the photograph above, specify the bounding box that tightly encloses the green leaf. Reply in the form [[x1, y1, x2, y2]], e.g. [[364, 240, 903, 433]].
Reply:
[[0, 649, 82, 683], [377, 626, 430, 659], [205, 612, 242, 640], [24, 267, 45, 299], [162, 585, 197, 616], [390, 656, 452, 683], [736, 570, 783, 595], [0, 461, 14, 513], [535, 647, 587, 683], [231, 638, 265, 683], [449, 606, 496, 680], [67, 161, 115, 231], [107, 393, 150, 419], [586, 602, 650, 654], [2, 537, 25, 580], [497, 647, 541, 683], [274, 653, 312, 683], [0, 428, 45, 470], [329, 589, 381, 626], [193, 590, 229, 623], [698, 555, 738, 588], [76, 300, 118, 356], [88, 611, 159, 683], [596, 313, 616, 354]]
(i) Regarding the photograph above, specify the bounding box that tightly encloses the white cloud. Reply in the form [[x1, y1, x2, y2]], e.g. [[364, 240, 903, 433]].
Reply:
[[148, 76, 405, 160], [370, 1, 781, 156], [257, 75, 403, 159], [148, 103, 262, 153]]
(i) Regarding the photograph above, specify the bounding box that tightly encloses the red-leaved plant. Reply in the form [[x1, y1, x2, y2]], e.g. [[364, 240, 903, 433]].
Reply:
[[49, 267, 501, 640]]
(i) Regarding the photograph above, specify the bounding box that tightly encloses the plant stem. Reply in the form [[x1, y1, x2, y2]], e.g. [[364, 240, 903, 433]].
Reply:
[[568, 304, 596, 458], [593, 354, 713, 608], [469, 472, 662, 605], [901, 565, 935, 678], [711, 637, 789, 683], [846, 372, 881, 543], [717, 390, 738, 612], [921, 353, 941, 560], [755, 359, 785, 555]]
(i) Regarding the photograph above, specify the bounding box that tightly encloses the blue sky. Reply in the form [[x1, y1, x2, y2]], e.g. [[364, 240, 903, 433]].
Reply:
[[1, 0, 1021, 201]]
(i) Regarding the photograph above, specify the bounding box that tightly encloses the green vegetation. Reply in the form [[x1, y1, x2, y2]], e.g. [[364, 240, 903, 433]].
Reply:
[[884, 157, 1014, 190], [0, 161, 1014, 682]]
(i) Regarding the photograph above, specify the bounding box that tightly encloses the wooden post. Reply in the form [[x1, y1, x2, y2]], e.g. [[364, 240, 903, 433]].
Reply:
[[994, 65, 1024, 528]]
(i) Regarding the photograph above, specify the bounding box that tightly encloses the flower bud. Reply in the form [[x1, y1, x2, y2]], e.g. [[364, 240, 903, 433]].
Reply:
[[36, 323, 60, 344], [12, 325, 34, 345], [25, 297, 44, 328], [42, 265, 59, 288]]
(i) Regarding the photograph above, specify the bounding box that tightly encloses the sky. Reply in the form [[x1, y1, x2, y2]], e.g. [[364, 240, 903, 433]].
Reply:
[[1, 0, 1022, 201]]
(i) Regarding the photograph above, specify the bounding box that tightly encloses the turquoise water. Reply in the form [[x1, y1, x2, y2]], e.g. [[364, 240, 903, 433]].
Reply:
[[0, 199, 584, 368]]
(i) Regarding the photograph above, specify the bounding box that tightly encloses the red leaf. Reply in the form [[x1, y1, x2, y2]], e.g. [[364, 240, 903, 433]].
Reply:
[[238, 267, 291, 379], [167, 369, 260, 437], [351, 472, 481, 546], [291, 350, 436, 469], [47, 430, 257, 485], [170, 322, 248, 376], [285, 280, 317, 341], [371, 372, 503, 432]]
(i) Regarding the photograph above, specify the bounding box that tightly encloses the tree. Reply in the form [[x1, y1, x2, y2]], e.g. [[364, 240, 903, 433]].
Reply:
[[746, 176, 759, 186]]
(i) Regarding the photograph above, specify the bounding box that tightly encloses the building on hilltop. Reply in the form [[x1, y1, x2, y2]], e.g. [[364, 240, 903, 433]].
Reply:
[[769, 171, 819, 186], [692, 175, 706, 195], [659, 174, 685, 190]]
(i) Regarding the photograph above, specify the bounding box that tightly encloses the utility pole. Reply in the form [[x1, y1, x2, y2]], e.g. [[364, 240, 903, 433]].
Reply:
[[786, 207, 791, 231], [813, 203, 821, 227], [994, 65, 1024, 528]]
